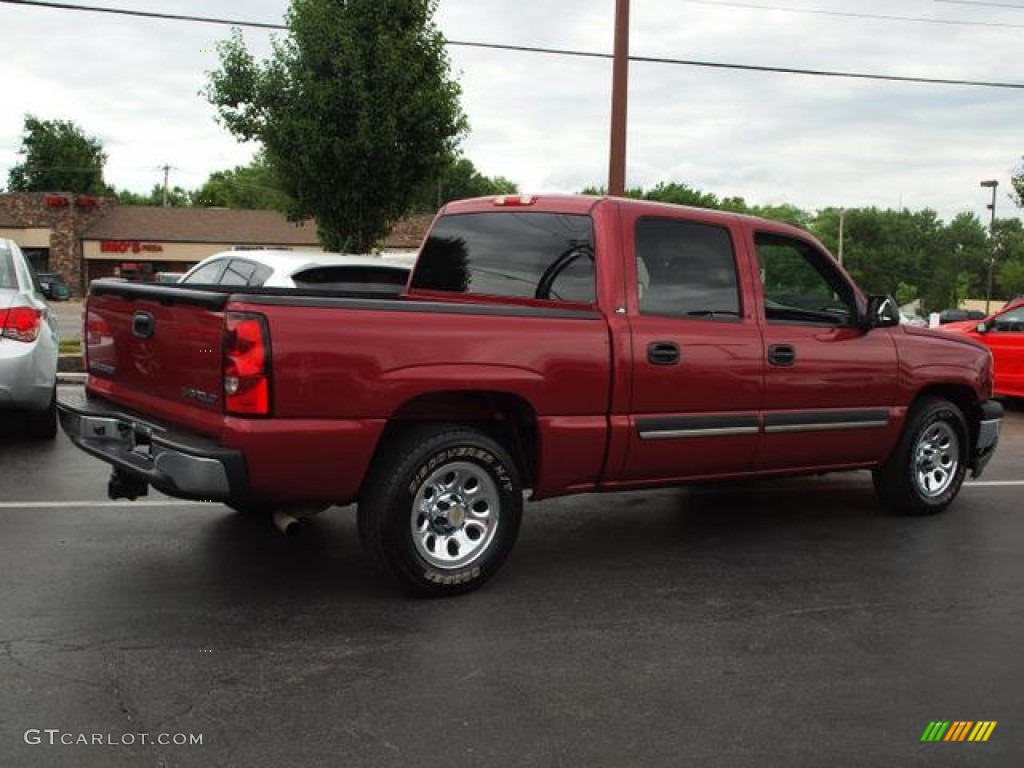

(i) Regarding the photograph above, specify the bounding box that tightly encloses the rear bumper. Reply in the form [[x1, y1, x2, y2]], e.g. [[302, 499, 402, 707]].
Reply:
[[57, 389, 246, 501], [0, 338, 57, 411], [970, 399, 1003, 478]]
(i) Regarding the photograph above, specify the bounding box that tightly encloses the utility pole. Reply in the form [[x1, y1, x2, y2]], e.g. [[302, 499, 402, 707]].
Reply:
[[980, 179, 998, 314], [160, 164, 172, 207], [608, 0, 630, 197]]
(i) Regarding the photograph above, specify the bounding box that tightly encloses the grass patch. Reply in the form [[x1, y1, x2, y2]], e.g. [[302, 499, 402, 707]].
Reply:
[[59, 339, 81, 355]]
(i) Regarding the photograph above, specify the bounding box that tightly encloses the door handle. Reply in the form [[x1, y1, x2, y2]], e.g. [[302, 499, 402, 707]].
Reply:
[[648, 341, 681, 366], [768, 344, 796, 367]]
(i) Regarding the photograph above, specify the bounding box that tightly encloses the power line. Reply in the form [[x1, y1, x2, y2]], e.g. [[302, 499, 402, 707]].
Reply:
[[0, 0, 283, 29], [935, 0, 1024, 9], [678, 0, 1024, 28], [2, 0, 1024, 90], [9, 0, 1024, 31], [452, 39, 1024, 89]]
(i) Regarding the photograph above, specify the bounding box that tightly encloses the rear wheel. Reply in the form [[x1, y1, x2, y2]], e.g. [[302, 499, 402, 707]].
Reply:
[[25, 387, 57, 440], [358, 426, 523, 597], [872, 396, 967, 516]]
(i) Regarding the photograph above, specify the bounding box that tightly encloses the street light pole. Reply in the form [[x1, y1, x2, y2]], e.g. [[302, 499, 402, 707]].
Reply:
[[980, 179, 998, 314]]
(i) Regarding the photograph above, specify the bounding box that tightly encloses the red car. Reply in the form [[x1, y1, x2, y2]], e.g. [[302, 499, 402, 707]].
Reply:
[[942, 300, 1024, 398]]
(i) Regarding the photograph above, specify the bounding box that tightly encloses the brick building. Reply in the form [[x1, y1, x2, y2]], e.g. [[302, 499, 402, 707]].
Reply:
[[0, 192, 433, 296]]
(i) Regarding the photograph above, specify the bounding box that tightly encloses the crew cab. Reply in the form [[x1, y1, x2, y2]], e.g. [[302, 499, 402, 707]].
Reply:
[[58, 195, 1003, 596]]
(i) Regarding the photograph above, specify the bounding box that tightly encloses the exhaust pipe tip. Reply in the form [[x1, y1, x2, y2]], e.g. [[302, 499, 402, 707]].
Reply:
[[272, 510, 301, 537]]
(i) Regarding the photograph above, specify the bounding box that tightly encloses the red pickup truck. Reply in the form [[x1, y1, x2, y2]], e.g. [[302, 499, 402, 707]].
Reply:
[[59, 195, 1003, 595]]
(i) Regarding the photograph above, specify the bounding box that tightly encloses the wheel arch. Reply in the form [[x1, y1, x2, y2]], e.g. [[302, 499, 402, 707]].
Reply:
[[909, 383, 980, 446], [368, 390, 540, 495]]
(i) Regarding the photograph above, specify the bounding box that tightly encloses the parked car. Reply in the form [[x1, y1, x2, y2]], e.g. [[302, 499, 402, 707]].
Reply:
[[179, 250, 414, 294], [940, 300, 1024, 398], [58, 195, 1002, 596], [37, 272, 71, 301], [938, 308, 986, 325], [0, 238, 59, 438]]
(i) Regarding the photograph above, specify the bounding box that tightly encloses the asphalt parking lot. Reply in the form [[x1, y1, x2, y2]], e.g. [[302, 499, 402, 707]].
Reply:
[[1, 397, 1022, 767]]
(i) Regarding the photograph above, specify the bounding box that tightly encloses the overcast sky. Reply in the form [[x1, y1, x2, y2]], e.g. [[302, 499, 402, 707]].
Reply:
[[1, 0, 1022, 225]]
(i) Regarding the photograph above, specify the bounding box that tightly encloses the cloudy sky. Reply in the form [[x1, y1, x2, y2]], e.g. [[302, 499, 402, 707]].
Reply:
[[1, 0, 1022, 225]]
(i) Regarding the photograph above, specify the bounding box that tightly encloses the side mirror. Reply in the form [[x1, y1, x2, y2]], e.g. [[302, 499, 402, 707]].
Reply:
[[976, 322, 988, 334], [863, 294, 900, 329]]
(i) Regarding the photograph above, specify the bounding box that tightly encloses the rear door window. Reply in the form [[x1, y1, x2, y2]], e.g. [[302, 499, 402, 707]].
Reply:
[[412, 212, 595, 304], [634, 218, 741, 319], [220, 259, 261, 286], [182, 259, 227, 284]]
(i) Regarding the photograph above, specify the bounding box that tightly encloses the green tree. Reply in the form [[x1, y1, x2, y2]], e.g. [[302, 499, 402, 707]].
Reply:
[[992, 218, 1024, 299], [115, 184, 192, 207], [642, 181, 721, 209], [1012, 157, 1023, 208], [410, 155, 517, 211], [7, 115, 110, 194], [998, 259, 1024, 298], [206, 0, 466, 251], [193, 153, 292, 210]]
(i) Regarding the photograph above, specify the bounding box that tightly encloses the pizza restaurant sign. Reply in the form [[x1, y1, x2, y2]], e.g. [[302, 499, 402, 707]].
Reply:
[[100, 240, 164, 254]]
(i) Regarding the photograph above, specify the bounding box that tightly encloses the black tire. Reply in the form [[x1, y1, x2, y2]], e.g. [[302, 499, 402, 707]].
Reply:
[[872, 396, 968, 516], [25, 387, 57, 440], [358, 425, 523, 597]]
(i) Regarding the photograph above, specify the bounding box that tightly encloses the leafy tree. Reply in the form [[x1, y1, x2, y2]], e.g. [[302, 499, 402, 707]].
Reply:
[[410, 155, 517, 211], [642, 182, 721, 209], [992, 218, 1024, 299], [206, 0, 466, 251], [192, 153, 292, 210], [1012, 157, 1024, 208], [997, 259, 1024, 298], [116, 184, 192, 207], [7, 114, 110, 194]]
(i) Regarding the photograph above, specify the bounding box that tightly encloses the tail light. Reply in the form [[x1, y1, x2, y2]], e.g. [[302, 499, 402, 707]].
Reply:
[[223, 312, 271, 416], [83, 311, 112, 372], [1, 306, 43, 343]]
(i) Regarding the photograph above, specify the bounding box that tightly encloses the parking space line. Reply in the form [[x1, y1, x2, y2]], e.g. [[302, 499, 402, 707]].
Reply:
[[0, 500, 200, 509]]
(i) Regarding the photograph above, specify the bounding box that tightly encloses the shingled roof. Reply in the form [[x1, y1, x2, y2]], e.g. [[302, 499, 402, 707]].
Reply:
[[82, 206, 320, 246], [81, 206, 434, 249]]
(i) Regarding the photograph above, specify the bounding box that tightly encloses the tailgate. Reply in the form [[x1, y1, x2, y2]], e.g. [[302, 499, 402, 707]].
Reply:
[[84, 281, 229, 436]]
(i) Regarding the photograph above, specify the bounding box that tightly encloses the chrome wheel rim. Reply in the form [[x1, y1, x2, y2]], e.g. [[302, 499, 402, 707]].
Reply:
[[914, 422, 960, 498], [411, 461, 500, 570]]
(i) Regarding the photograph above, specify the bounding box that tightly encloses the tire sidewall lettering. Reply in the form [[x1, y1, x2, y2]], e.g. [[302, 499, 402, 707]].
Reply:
[[407, 446, 513, 496]]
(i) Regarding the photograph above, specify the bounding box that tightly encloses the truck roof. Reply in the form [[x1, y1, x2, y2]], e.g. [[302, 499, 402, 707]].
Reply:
[[441, 195, 815, 241]]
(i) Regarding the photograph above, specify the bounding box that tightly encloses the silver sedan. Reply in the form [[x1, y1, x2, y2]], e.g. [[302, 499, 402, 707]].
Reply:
[[0, 238, 59, 438]]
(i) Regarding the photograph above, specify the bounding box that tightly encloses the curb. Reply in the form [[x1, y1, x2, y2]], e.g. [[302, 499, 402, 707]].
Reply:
[[58, 373, 87, 385]]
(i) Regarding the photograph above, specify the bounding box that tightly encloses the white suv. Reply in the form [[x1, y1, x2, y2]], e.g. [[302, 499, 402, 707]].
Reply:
[[179, 250, 414, 293]]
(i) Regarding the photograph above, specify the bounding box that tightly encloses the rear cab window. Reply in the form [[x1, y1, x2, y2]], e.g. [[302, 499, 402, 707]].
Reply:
[[411, 212, 596, 304]]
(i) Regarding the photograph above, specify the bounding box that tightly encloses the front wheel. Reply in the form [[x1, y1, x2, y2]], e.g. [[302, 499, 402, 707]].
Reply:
[[358, 426, 523, 597], [873, 397, 968, 516]]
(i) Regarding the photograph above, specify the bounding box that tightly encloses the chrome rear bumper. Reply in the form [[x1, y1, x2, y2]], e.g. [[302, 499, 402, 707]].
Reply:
[[57, 389, 245, 501]]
